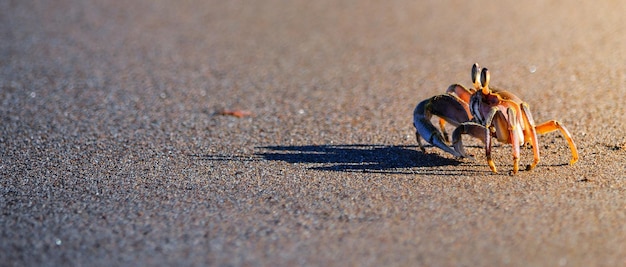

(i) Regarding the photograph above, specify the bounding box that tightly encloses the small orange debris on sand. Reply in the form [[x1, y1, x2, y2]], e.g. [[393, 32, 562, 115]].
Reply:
[[218, 110, 253, 118]]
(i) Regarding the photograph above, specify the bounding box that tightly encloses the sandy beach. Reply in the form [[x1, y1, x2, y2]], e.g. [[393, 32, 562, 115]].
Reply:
[[2, 0, 626, 266]]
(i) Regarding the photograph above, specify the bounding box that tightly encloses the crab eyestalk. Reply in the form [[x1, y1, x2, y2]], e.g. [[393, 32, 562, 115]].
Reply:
[[480, 68, 491, 95], [472, 63, 481, 90]]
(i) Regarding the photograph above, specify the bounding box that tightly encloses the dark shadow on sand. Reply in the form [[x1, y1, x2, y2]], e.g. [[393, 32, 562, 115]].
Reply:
[[190, 144, 491, 175], [255, 144, 469, 174]]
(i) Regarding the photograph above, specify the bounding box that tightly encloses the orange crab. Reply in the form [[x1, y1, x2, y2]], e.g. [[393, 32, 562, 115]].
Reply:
[[413, 63, 578, 174]]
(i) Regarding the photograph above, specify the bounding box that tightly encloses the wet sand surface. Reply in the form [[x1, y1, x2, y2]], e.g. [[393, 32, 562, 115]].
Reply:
[[2, 0, 626, 266]]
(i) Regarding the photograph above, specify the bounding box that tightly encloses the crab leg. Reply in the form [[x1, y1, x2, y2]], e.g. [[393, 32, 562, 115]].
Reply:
[[520, 103, 541, 170], [482, 107, 500, 173], [507, 107, 522, 174], [534, 120, 579, 165], [438, 118, 449, 142], [446, 84, 474, 104], [483, 106, 523, 174]]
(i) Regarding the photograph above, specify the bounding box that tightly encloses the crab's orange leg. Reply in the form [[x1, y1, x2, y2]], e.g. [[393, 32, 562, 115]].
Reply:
[[498, 100, 535, 174], [438, 118, 449, 142], [446, 84, 474, 105], [483, 103, 526, 174], [520, 103, 540, 170], [506, 107, 522, 174], [484, 126, 496, 173], [535, 120, 579, 165], [483, 107, 509, 174]]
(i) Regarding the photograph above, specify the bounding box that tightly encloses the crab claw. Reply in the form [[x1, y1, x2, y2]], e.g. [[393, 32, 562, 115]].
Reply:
[[413, 94, 472, 158], [451, 122, 488, 160]]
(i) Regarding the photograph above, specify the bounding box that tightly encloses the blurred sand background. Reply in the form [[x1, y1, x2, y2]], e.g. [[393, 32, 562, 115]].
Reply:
[[2, 0, 626, 266]]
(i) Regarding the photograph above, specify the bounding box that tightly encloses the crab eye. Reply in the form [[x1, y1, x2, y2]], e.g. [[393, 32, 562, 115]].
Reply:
[[480, 68, 490, 94], [471, 63, 480, 84], [480, 68, 490, 87]]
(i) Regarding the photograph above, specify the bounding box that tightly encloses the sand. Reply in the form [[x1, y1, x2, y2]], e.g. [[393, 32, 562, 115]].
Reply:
[[2, 0, 626, 266]]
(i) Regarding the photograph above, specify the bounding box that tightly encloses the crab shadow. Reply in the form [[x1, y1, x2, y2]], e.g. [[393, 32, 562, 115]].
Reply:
[[255, 144, 476, 174]]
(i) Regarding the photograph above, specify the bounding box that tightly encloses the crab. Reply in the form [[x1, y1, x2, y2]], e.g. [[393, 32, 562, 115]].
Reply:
[[413, 63, 579, 174]]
